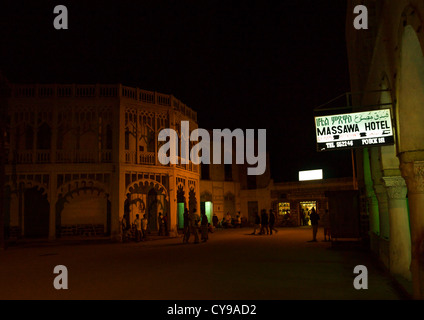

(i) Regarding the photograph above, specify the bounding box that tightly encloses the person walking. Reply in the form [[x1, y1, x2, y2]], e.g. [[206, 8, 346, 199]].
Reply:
[[141, 214, 148, 241], [269, 209, 278, 235], [260, 209, 269, 235], [212, 213, 218, 228], [163, 213, 169, 236], [183, 208, 190, 243], [308, 207, 320, 242], [134, 214, 142, 242], [158, 212, 165, 236], [121, 213, 130, 242], [251, 212, 261, 235], [200, 211, 209, 242], [234, 212, 242, 228], [188, 208, 200, 244]]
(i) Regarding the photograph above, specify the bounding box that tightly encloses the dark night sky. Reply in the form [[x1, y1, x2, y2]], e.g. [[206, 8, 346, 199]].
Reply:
[[0, 0, 353, 182]]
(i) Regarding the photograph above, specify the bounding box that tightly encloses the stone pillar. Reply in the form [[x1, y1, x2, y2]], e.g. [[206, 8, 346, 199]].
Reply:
[[111, 165, 125, 241], [168, 173, 178, 237], [110, 96, 125, 242], [374, 184, 390, 268], [367, 194, 380, 253], [51, 98, 58, 163], [48, 172, 57, 240], [374, 184, 390, 240], [382, 176, 411, 280], [401, 160, 424, 299]]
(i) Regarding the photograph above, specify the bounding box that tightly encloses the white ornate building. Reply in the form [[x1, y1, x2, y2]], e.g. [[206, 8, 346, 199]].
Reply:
[[4, 84, 200, 240]]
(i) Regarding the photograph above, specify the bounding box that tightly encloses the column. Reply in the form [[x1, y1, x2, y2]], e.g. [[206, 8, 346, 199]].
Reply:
[[374, 184, 390, 268], [401, 160, 424, 299], [374, 184, 390, 239], [367, 194, 380, 235], [51, 93, 58, 163], [110, 96, 125, 241], [367, 194, 380, 254], [110, 165, 125, 241], [168, 173, 178, 237], [382, 176, 411, 280], [48, 172, 57, 240]]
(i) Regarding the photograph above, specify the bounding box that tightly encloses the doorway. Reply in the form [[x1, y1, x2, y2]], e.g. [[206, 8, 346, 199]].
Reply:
[[247, 201, 259, 224], [24, 187, 50, 238], [177, 186, 186, 229], [200, 201, 213, 224], [147, 189, 158, 232], [299, 201, 317, 226]]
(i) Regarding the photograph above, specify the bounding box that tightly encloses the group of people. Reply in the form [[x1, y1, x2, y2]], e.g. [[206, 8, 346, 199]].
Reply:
[[158, 213, 169, 236], [307, 207, 331, 242], [183, 208, 210, 244], [121, 211, 169, 242], [121, 205, 332, 243], [220, 212, 242, 228], [123, 213, 148, 242], [251, 209, 278, 235]]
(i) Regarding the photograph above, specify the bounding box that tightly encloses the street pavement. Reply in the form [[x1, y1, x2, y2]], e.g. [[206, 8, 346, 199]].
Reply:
[[0, 227, 411, 300]]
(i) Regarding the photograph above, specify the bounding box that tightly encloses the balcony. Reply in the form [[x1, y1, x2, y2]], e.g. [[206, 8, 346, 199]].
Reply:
[[122, 152, 198, 173], [11, 83, 198, 122], [125, 151, 155, 165], [56, 150, 112, 163], [11, 150, 112, 164]]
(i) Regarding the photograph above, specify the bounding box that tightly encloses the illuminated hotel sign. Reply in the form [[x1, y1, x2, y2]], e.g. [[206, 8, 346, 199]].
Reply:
[[315, 109, 394, 151]]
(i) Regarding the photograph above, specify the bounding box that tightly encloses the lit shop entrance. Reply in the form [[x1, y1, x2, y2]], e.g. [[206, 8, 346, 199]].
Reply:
[[299, 201, 317, 226], [200, 201, 213, 224]]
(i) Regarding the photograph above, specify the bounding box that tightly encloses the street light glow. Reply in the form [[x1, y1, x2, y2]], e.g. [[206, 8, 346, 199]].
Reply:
[[299, 169, 323, 181]]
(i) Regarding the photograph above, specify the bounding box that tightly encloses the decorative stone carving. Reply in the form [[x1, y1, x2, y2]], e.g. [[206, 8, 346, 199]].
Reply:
[[400, 161, 424, 194], [373, 183, 389, 203], [382, 176, 407, 199]]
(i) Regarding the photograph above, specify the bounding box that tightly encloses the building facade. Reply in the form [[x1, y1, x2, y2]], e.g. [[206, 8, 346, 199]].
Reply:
[[199, 147, 272, 225], [4, 83, 200, 240], [200, 150, 357, 231], [239, 177, 358, 229], [346, 0, 424, 299]]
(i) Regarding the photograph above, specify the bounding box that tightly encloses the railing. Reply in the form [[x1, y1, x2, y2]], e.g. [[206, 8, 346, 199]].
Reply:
[[125, 151, 155, 165], [11, 83, 198, 122], [139, 152, 155, 165], [36, 151, 50, 163], [16, 151, 33, 163], [11, 148, 198, 171], [189, 162, 199, 173], [76, 150, 98, 163], [12, 84, 119, 98], [101, 150, 112, 162], [125, 151, 136, 164], [14, 150, 111, 164], [56, 150, 112, 163], [176, 156, 188, 170]]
